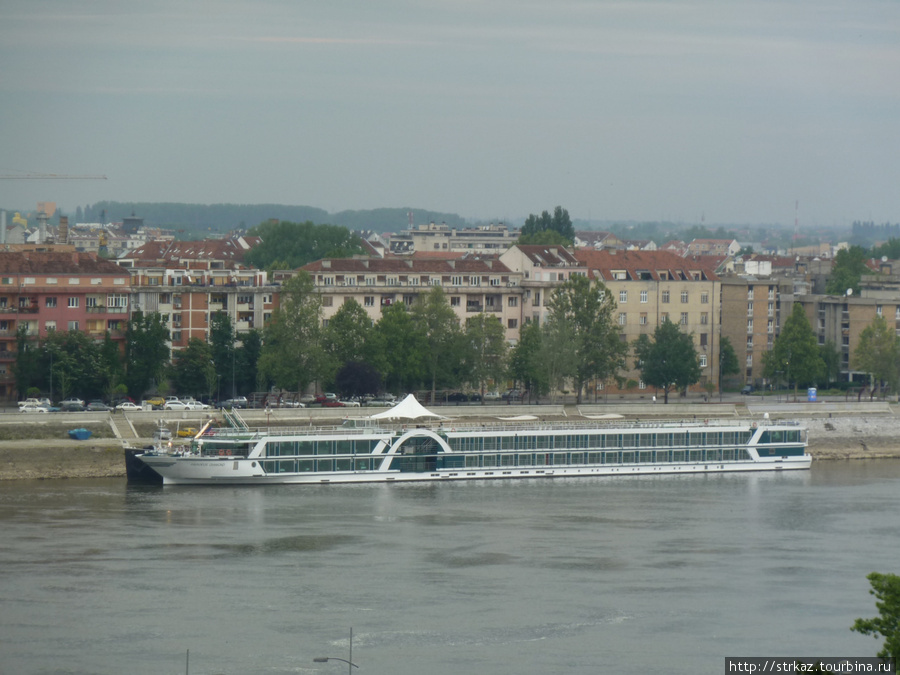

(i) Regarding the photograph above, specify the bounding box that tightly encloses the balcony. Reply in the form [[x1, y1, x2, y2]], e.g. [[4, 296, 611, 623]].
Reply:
[[86, 306, 128, 314]]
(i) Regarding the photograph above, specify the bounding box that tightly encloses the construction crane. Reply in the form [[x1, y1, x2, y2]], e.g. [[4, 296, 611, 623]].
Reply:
[[0, 172, 107, 180]]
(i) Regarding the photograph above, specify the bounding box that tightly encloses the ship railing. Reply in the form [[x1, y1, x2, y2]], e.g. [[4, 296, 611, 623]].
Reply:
[[431, 418, 799, 434]]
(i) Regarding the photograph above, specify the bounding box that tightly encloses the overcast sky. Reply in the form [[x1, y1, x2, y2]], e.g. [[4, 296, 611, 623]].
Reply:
[[1, 0, 898, 227]]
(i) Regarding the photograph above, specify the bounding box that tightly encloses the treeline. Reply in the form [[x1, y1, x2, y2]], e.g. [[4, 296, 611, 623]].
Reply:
[[851, 220, 900, 246], [70, 202, 467, 237]]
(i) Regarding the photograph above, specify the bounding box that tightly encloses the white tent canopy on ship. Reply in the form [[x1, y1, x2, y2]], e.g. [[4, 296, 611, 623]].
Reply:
[[368, 394, 445, 420]]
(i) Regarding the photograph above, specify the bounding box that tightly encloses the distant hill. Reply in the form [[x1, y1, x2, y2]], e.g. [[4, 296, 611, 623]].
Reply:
[[72, 202, 468, 238]]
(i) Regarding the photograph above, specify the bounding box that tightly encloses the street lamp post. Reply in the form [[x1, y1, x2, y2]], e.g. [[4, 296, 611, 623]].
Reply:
[[314, 628, 358, 674]]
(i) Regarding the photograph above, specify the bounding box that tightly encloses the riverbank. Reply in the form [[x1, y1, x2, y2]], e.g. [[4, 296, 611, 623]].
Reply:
[[0, 410, 897, 480]]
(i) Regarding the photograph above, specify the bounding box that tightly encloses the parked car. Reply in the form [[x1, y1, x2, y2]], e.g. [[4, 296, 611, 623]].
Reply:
[[322, 400, 345, 407], [87, 401, 113, 412], [483, 391, 501, 401], [59, 401, 85, 412], [501, 389, 523, 401], [299, 393, 316, 404], [741, 385, 755, 395], [220, 396, 248, 409], [182, 399, 209, 411], [18, 397, 44, 409], [19, 402, 49, 413], [163, 400, 188, 411], [144, 396, 165, 409], [58, 396, 85, 408], [341, 399, 361, 407], [115, 401, 143, 412], [177, 427, 198, 438]]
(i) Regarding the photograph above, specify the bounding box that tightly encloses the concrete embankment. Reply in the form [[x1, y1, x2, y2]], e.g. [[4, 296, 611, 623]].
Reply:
[[0, 405, 897, 480]]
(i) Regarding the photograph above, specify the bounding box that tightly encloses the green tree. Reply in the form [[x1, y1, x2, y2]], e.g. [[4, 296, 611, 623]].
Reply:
[[819, 340, 841, 387], [719, 335, 740, 396], [871, 238, 900, 260], [334, 361, 382, 398], [826, 246, 871, 295], [244, 220, 364, 270], [322, 298, 373, 368], [545, 275, 626, 403], [508, 320, 549, 399], [539, 316, 579, 402], [852, 315, 900, 396], [763, 303, 823, 398], [237, 328, 264, 395], [462, 313, 508, 401], [370, 302, 427, 394], [124, 311, 171, 398], [258, 272, 325, 394], [43, 329, 105, 401], [98, 332, 126, 403], [517, 230, 573, 247], [12, 325, 41, 399], [209, 313, 236, 398], [852, 572, 900, 660], [171, 338, 216, 399], [412, 286, 462, 401], [634, 320, 701, 403], [520, 206, 575, 244]]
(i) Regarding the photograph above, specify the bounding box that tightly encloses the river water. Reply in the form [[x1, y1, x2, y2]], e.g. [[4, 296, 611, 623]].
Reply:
[[1, 460, 898, 675]]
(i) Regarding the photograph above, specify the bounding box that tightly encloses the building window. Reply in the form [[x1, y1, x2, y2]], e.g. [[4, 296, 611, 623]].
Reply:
[[638, 380, 647, 390], [700, 333, 707, 346], [661, 312, 669, 322], [68, 321, 79, 331], [618, 313, 627, 325], [67, 297, 79, 308], [507, 319, 518, 329], [700, 312, 708, 325], [747, 318, 753, 331], [746, 354, 753, 367], [619, 290, 628, 303], [640, 290, 648, 303], [701, 292, 709, 304], [640, 313, 647, 325], [877, 305, 883, 316], [681, 291, 689, 303], [46, 277, 58, 285], [748, 288, 754, 300], [747, 336, 753, 348], [534, 292, 540, 306], [508, 297, 518, 307], [661, 291, 670, 304], [680, 312, 688, 325], [364, 296, 374, 307], [699, 354, 707, 368], [386, 277, 398, 286], [322, 296, 333, 307], [450, 296, 461, 307], [45, 297, 57, 308], [45, 320, 56, 331], [451, 276, 464, 286], [469, 276, 481, 286], [747, 302, 753, 314]]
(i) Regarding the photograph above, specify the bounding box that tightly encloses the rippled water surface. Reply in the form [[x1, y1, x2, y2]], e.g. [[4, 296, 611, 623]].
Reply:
[[2, 460, 899, 675]]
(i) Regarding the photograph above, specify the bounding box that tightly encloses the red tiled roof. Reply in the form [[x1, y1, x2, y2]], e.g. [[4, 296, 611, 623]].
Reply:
[[0, 250, 129, 275], [126, 237, 258, 264], [513, 245, 580, 265], [573, 249, 719, 281]]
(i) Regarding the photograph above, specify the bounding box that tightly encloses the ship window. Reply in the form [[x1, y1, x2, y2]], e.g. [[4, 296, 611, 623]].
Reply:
[[690, 450, 703, 462], [587, 452, 601, 464], [672, 450, 686, 462], [298, 460, 314, 472], [465, 455, 479, 468], [316, 441, 334, 455], [622, 435, 636, 448], [553, 453, 568, 465], [570, 452, 584, 464], [500, 454, 515, 466], [502, 436, 516, 451], [335, 458, 352, 471], [278, 460, 296, 473], [639, 434, 654, 447], [621, 451, 635, 463], [482, 454, 497, 467], [672, 433, 687, 447], [534, 453, 548, 466], [722, 449, 735, 461], [355, 458, 371, 471], [639, 451, 654, 463], [336, 440, 353, 454], [316, 459, 334, 472], [483, 437, 499, 451]]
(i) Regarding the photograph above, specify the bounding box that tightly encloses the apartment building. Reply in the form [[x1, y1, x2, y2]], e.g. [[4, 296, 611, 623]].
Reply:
[[720, 278, 795, 386], [0, 249, 131, 400], [574, 249, 721, 395], [118, 238, 273, 349], [498, 245, 588, 327], [388, 222, 519, 255], [300, 256, 526, 342]]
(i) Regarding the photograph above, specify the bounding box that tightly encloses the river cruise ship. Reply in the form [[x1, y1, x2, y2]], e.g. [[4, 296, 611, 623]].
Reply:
[[129, 416, 810, 486]]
